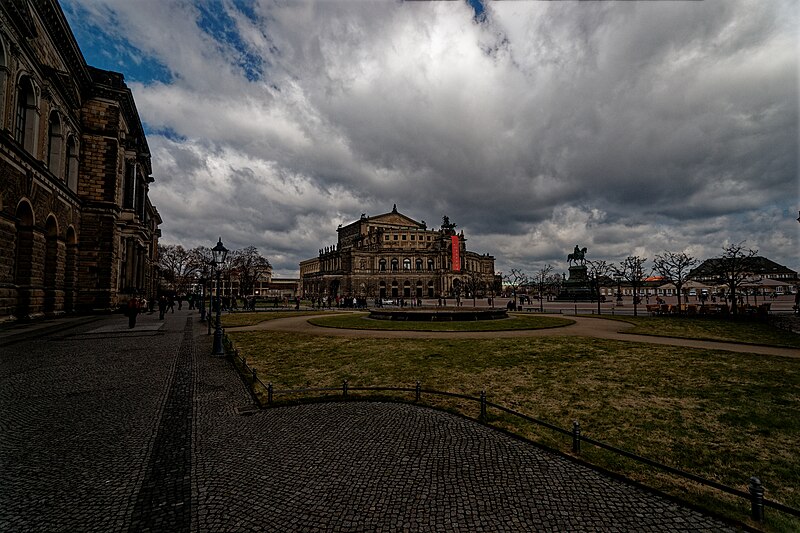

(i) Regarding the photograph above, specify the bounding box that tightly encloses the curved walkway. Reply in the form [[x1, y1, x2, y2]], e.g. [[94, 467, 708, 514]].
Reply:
[[230, 313, 800, 358]]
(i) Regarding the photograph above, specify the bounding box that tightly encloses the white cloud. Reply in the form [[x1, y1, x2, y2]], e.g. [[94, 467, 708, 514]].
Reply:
[[65, 0, 799, 277]]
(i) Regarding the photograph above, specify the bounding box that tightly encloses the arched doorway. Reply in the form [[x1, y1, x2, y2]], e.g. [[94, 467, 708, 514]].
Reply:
[[14, 201, 35, 319]]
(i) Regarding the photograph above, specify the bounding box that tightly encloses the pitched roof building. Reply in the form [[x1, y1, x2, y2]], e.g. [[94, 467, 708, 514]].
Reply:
[[300, 206, 496, 301]]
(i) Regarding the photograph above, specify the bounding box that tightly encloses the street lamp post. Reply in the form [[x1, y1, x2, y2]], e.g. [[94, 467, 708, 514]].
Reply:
[[211, 238, 229, 356], [615, 273, 623, 305]]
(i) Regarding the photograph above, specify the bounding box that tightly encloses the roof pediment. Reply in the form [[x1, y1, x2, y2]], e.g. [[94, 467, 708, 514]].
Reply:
[[368, 211, 423, 228]]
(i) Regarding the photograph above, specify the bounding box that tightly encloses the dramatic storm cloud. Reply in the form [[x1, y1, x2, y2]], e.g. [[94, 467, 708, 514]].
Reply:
[[63, 0, 798, 277]]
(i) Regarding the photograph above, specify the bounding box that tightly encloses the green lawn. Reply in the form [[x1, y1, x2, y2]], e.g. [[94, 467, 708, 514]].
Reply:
[[308, 312, 574, 331], [587, 315, 800, 348], [227, 330, 800, 531]]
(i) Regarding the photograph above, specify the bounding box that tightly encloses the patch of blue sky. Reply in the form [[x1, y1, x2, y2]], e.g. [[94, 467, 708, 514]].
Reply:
[[197, 1, 264, 82], [62, 4, 173, 85], [150, 127, 188, 143], [467, 0, 486, 23]]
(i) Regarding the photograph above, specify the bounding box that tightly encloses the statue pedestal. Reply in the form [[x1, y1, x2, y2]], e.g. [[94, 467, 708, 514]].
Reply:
[[557, 265, 594, 301]]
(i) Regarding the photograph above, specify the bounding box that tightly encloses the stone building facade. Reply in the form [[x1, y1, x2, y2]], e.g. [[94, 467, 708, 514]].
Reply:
[[0, 0, 160, 322], [300, 206, 496, 301]]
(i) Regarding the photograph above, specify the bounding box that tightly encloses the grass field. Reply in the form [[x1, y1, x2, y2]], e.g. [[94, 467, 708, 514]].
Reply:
[[587, 315, 800, 348], [227, 327, 800, 531]]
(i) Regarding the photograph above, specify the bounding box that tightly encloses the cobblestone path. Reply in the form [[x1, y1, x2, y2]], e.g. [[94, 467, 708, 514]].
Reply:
[[129, 318, 194, 531], [0, 310, 740, 531]]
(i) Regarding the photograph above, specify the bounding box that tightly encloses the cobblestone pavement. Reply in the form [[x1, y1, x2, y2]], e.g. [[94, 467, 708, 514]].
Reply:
[[1, 310, 740, 531]]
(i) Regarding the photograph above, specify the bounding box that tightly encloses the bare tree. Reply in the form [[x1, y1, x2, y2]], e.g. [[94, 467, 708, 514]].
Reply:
[[586, 259, 612, 315], [714, 242, 758, 316], [652, 251, 698, 311], [461, 269, 485, 307], [532, 265, 554, 312], [231, 246, 272, 297], [158, 244, 200, 295], [615, 256, 648, 317], [503, 268, 529, 309]]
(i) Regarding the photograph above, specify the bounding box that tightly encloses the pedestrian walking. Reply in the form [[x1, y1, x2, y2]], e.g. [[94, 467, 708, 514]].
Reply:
[[159, 295, 167, 320]]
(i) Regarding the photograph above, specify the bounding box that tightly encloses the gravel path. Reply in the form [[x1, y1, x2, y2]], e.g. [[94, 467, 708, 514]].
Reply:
[[230, 312, 800, 358]]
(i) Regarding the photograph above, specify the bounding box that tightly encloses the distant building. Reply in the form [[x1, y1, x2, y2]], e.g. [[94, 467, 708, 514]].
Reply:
[[689, 256, 798, 285], [300, 206, 496, 300], [0, 0, 160, 322]]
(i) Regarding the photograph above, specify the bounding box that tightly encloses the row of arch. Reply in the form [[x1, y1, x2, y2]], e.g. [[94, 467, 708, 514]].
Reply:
[[13, 199, 78, 318], [1, 36, 80, 191]]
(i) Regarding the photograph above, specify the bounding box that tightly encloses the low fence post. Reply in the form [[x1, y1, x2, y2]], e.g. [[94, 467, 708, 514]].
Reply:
[[415, 381, 421, 402], [749, 476, 764, 522], [480, 390, 487, 422], [267, 382, 273, 405], [343, 379, 349, 398], [572, 420, 581, 454]]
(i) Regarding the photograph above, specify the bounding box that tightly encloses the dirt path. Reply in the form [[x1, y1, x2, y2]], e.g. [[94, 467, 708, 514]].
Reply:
[[228, 313, 800, 358]]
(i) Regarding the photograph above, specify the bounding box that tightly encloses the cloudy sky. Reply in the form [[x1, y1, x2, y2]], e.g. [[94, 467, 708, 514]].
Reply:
[[63, 0, 798, 278]]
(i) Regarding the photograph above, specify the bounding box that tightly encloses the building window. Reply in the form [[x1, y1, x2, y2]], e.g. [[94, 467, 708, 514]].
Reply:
[[416, 259, 423, 271], [123, 160, 136, 209], [403, 258, 411, 270], [428, 259, 434, 271], [385, 235, 389, 241], [391, 258, 399, 271], [47, 112, 63, 178], [402, 234, 406, 240], [379, 259, 386, 271], [410, 235, 415, 241], [15, 76, 39, 154], [65, 136, 79, 192], [393, 234, 398, 240]]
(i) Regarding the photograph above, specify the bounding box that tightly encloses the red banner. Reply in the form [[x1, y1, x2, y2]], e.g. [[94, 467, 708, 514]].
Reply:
[[451, 235, 461, 271]]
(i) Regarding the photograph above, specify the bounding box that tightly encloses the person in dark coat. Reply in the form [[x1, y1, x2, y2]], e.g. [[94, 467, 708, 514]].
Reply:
[[127, 297, 140, 328]]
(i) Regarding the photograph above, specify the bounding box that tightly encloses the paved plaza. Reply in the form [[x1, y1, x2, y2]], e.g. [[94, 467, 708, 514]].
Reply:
[[1, 309, 742, 531]]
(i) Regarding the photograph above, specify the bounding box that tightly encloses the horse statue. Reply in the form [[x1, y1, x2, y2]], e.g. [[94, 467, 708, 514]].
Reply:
[[567, 245, 587, 265]]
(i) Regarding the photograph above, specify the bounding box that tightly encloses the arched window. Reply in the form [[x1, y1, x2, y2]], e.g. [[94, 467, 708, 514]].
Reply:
[[403, 258, 411, 270], [427, 259, 434, 271], [378, 258, 386, 271], [416, 259, 423, 271], [65, 136, 79, 192], [15, 76, 39, 154], [391, 258, 399, 271], [47, 112, 63, 177]]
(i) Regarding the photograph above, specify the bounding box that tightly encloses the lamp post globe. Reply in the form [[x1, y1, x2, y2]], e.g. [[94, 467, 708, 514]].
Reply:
[[211, 238, 229, 356]]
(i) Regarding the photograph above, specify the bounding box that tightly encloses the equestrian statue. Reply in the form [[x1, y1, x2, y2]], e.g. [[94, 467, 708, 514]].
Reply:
[[567, 245, 587, 266]]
